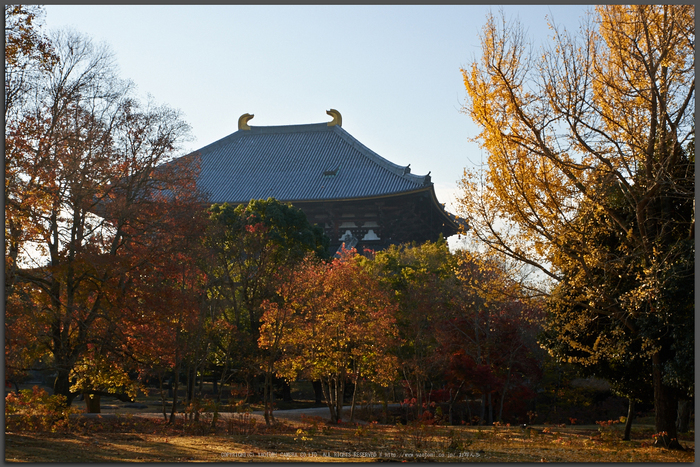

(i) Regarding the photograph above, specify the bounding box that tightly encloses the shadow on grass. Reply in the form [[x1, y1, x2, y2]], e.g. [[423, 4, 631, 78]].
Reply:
[[5, 432, 207, 462]]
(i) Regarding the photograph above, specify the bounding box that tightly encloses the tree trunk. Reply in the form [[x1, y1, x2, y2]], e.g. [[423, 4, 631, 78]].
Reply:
[[157, 371, 167, 421], [466, 396, 473, 425], [193, 366, 201, 422], [216, 366, 230, 404], [652, 352, 682, 449], [243, 378, 250, 404], [263, 371, 273, 426], [448, 383, 463, 426], [415, 378, 423, 420], [186, 364, 194, 407], [320, 377, 338, 423], [480, 394, 486, 425], [499, 362, 514, 422], [53, 368, 77, 406], [169, 359, 181, 424], [676, 399, 691, 433], [312, 380, 324, 404], [382, 387, 390, 424], [262, 359, 277, 426], [281, 380, 292, 402], [85, 393, 101, 413], [623, 398, 634, 441], [498, 386, 508, 422], [170, 376, 179, 424], [335, 376, 345, 423], [349, 376, 359, 423]]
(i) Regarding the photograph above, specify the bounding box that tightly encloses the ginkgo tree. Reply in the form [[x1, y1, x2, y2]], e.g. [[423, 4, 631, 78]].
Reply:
[[259, 250, 399, 424], [459, 5, 694, 447]]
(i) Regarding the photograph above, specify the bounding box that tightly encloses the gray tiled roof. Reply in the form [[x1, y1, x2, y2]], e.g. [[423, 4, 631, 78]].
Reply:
[[189, 122, 432, 204]]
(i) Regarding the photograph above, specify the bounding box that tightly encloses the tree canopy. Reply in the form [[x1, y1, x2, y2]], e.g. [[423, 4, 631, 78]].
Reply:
[[458, 5, 694, 447], [4, 14, 201, 405], [205, 198, 329, 336], [260, 250, 398, 424]]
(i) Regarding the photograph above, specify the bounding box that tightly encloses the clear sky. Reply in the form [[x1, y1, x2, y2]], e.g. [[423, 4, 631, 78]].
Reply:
[[42, 5, 590, 216]]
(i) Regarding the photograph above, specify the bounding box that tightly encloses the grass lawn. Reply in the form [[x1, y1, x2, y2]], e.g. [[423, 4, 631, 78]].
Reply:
[[5, 383, 694, 462], [4, 412, 695, 463]]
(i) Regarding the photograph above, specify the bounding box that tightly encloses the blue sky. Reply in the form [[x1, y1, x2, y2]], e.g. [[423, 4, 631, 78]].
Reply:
[[42, 5, 590, 216]]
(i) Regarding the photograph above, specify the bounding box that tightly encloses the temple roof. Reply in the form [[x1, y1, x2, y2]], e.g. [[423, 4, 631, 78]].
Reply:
[[189, 117, 433, 204]]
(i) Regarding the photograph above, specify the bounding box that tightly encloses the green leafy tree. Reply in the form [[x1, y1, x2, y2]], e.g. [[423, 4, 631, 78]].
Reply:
[[368, 240, 458, 417], [204, 198, 329, 407], [540, 176, 668, 439], [206, 198, 329, 332]]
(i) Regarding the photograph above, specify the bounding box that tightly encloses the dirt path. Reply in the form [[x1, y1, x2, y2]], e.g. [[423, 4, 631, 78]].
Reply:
[[72, 404, 400, 425]]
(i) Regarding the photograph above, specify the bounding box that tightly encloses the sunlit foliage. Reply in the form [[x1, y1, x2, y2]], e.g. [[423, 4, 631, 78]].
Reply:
[[260, 250, 398, 424], [459, 5, 694, 447]]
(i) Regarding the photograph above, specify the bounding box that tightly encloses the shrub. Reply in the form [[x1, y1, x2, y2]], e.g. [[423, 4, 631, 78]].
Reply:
[[5, 386, 78, 432], [442, 428, 473, 451], [224, 411, 257, 436], [396, 419, 437, 449], [595, 418, 622, 442]]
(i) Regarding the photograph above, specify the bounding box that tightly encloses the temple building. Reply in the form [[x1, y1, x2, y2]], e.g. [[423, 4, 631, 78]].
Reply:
[[184, 110, 464, 253]]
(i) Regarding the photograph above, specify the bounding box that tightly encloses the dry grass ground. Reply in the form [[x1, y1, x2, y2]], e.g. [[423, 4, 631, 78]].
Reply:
[[5, 384, 694, 462], [4, 412, 695, 463]]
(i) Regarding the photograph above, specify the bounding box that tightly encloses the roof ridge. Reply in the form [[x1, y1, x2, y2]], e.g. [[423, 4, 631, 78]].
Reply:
[[195, 122, 332, 154], [247, 122, 331, 134]]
